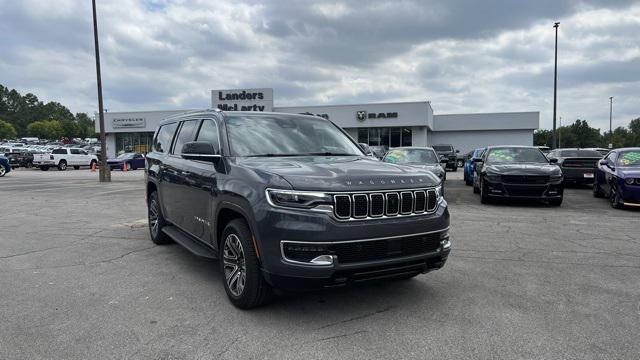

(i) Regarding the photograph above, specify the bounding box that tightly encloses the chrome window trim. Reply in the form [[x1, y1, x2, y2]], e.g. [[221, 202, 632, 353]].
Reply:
[[352, 194, 368, 218]]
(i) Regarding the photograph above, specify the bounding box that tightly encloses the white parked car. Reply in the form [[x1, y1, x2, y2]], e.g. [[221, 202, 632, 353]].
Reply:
[[32, 148, 98, 171]]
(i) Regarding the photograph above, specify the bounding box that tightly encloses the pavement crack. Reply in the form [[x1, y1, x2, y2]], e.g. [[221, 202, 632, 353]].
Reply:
[[88, 246, 156, 265], [317, 330, 368, 342], [315, 306, 393, 330], [215, 335, 241, 357]]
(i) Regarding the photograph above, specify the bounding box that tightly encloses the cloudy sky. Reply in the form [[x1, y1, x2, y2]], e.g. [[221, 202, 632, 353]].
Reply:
[[1, 0, 639, 130]]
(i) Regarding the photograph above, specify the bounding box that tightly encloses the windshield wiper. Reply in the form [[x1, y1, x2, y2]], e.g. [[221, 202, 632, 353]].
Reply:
[[245, 154, 302, 157], [299, 152, 358, 156]]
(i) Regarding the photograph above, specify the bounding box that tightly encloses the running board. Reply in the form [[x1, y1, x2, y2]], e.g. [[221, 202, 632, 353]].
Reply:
[[162, 226, 217, 259]]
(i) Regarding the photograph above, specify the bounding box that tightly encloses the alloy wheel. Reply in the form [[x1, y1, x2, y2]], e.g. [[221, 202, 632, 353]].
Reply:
[[149, 199, 159, 237], [0, 167, 5, 176], [223, 234, 247, 297]]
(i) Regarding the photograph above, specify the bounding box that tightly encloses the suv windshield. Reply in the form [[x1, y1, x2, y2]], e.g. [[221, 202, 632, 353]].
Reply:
[[433, 145, 452, 152], [617, 150, 640, 167], [384, 148, 439, 165], [225, 115, 363, 157], [486, 147, 548, 164]]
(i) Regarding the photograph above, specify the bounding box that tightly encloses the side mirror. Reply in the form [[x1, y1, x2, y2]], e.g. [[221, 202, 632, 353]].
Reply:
[[599, 159, 611, 168], [455, 149, 460, 153], [473, 158, 484, 163], [181, 141, 221, 163], [549, 158, 558, 164]]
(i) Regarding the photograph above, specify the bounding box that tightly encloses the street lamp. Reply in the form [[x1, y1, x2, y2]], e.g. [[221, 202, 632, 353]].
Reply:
[[92, 0, 111, 182], [608, 96, 614, 149], [551, 22, 560, 149]]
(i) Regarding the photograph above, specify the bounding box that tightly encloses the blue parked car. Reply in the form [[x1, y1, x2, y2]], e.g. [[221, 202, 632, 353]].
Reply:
[[464, 148, 485, 186], [0, 155, 11, 177], [107, 152, 146, 170], [593, 147, 640, 209]]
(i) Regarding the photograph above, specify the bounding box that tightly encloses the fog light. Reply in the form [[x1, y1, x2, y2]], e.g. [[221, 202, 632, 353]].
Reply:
[[310, 255, 334, 265]]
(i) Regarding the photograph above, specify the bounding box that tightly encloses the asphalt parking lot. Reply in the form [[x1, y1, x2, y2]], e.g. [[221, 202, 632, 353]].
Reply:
[[1, 168, 639, 359]]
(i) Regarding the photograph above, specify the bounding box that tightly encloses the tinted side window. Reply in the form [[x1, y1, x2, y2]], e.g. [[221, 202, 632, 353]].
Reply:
[[70, 149, 81, 154], [52, 149, 67, 154], [196, 119, 220, 154], [172, 120, 200, 155], [154, 123, 178, 153]]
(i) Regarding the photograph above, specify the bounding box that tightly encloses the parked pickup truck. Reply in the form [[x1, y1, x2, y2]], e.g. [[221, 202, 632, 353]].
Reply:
[[33, 148, 98, 171], [433, 144, 460, 171]]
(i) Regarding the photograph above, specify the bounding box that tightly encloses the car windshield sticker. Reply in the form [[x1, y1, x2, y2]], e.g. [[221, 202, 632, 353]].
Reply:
[[385, 150, 403, 164], [619, 151, 640, 166], [488, 149, 515, 162]]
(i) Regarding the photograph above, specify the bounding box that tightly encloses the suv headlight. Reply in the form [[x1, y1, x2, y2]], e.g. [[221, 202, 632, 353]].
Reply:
[[550, 174, 563, 182], [266, 189, 332, 209], [435, 185, 443, 200]]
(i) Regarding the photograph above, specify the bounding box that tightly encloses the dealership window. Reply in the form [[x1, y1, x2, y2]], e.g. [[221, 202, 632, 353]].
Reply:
[[355, 127, 412, 148], [117, 131, 155, 155]]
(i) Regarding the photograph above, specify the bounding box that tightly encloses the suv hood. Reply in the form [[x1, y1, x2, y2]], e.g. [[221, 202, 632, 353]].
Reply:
[[236, 156, 441, 191], [485, 163, 561, 175]]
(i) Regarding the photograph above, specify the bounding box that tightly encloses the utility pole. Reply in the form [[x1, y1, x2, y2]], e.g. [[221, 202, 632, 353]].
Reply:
[[92, 0, 111, 182], [551, 22, 560, 149]]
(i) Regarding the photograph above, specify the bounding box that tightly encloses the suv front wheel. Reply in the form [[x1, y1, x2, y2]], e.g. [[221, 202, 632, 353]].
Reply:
[[220, 219, 272, 309], [148, 191, 171, 244]]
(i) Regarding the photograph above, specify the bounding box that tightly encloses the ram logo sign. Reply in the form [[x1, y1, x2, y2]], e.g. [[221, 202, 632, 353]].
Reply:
[[356, 111, 367, 121]]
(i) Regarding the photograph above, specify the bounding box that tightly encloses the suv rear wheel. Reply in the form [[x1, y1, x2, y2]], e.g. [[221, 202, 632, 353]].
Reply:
[[220, 219, 272, 309], [148, 191, 171, 244]]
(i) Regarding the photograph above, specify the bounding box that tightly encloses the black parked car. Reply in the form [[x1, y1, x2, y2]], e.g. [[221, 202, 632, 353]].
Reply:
[[5, 151, 34, 168], [433, 144, 459, 171], [546, 148, 603, 184], [146, 110, 451, 308], [473, 145, 564, 205]]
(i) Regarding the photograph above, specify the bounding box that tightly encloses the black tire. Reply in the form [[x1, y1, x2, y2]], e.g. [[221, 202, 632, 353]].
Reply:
[[0, 166, 6, 177], [451, 165, 457, 172], [593, 181, 604, 198], [220, 219, 272, 309], [480, 178, 490, 204], [473, 176, 480, 194], [456, 160, 464, 168], [549, 198, 563, 206], [609, 183, 624, 209], [40, 166, 49, 171], [73, 166, 80, 170], [57, 160, 67, 171], [148, 191, 171, 244]]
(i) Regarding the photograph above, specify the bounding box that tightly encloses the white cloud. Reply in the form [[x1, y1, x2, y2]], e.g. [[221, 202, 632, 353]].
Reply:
[[0, 0, 638, 131]]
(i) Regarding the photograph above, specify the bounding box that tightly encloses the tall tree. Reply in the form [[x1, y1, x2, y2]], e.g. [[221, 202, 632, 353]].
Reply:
[[0, 119, 17, 140]]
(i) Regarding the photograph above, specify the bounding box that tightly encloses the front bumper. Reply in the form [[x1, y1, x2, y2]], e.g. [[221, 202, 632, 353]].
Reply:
[[254, 200, 450, 290], [484, 179, 564, 199], [620, 183, 640, 206]]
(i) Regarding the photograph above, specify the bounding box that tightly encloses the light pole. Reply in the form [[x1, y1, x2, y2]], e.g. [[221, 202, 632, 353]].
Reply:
[[608, 96, 613, 149], [551, 22, 560, 149], [92, 0, 111, 182], [558, 116, 562, 148]]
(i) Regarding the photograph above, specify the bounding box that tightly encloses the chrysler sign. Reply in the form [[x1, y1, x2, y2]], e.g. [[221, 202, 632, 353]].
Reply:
[[112, 117, 146, 128]]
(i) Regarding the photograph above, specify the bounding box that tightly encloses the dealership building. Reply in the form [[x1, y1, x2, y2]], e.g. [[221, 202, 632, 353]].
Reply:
[[97, 88, 539, 158]]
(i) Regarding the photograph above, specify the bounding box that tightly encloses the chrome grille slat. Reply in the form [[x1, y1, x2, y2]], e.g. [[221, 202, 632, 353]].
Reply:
[[332, 188, 439, 220]]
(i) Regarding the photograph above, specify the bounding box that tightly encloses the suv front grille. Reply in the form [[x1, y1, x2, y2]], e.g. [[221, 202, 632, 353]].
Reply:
[[501, 175, 550, 184], [333, 188, 438, 220]]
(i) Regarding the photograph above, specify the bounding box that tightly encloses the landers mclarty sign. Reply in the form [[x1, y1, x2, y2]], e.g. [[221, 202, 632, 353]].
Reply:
[[212, 88, 274, 112]]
